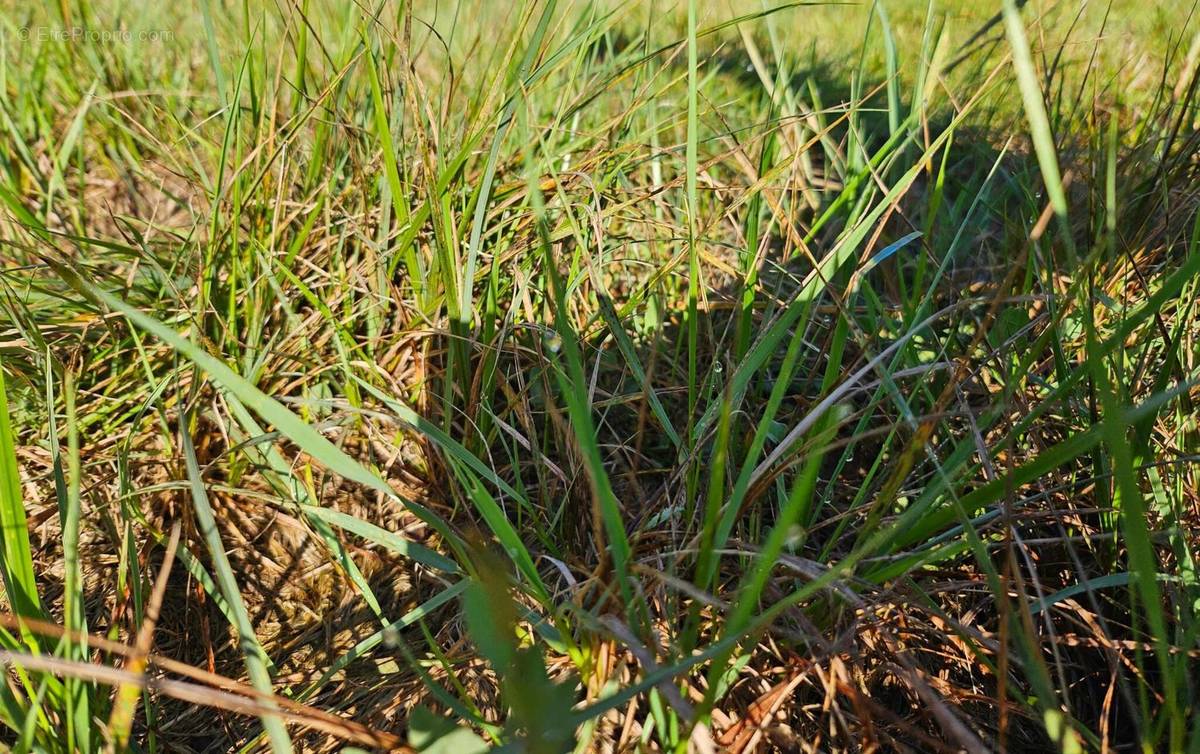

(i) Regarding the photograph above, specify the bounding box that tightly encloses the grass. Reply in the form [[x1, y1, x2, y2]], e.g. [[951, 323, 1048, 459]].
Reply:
[[0, 0, 1198, 751]]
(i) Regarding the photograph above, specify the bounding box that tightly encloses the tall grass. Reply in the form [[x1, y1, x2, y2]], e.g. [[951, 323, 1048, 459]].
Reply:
[[0, 0, 1198, 751]]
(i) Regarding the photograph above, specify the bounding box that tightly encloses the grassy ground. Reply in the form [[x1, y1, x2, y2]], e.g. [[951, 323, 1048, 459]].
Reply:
[[0, 0, 1199, 751]]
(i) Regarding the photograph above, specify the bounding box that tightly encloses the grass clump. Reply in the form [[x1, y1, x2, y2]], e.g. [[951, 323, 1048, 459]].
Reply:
[[0, 0, 1199, 751]]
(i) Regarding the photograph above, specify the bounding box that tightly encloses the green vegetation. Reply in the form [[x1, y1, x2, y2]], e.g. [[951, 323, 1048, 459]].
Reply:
[[0, 0, 1198, 751]]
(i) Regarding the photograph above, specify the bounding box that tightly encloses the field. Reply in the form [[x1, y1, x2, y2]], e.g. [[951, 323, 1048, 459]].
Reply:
[[0, 0, 1199, 751]]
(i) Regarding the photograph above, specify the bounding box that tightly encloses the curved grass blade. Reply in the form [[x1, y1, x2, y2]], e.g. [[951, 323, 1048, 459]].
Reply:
[[180, 416, 293, 754], [1002, 0, 1067, 217], [299, 580, 467, 699], [0, 360, 44, 628], [53, 267, 463, 561], [299, 505, 458, 575], [459, 0, 558, 326]]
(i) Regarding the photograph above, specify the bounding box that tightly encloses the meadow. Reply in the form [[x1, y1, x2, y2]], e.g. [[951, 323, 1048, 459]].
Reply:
[[0, 0, 1198, 751]]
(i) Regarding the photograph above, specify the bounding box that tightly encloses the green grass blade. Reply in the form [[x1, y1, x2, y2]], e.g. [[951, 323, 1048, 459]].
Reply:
[[54, 267, 462, 558], [1002, 0, 1067, 217], [299, 580, 468, 700], [180, 416, 294, 754], [56, 371, 89, 753], [685, 0, 700, 428], [222, 395, 386, 619], [0, 360, 44, 627], [459, 0, 558, 326], [298, 505, 458, 575]]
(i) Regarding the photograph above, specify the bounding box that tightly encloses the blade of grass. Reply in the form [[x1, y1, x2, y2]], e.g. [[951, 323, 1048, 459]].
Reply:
[[1002, 0, 1067, 217], [180, 414, 293, 754], [459, 0, 558, 326], [56, 370, 89, 754], [0, 359, 44, 629], [53, 266, 463, 561], [685, 0, 700, 431], [524, 124, 635, 619], [1088, 326, 1183, 749]]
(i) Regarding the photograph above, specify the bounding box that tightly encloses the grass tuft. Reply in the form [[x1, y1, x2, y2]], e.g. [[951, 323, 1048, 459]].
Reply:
[[0, 1, 1197, 752]]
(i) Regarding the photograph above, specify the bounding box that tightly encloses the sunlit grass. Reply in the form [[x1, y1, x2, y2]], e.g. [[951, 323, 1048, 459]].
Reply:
[[0, 1, 1198, 752]]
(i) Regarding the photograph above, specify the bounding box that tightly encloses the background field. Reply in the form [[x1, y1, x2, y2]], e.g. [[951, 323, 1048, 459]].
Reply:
[[0, 0, 1199, 752]]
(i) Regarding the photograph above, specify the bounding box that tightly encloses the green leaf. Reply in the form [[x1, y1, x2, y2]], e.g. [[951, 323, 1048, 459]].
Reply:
[[409, 706, 490, 754]]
